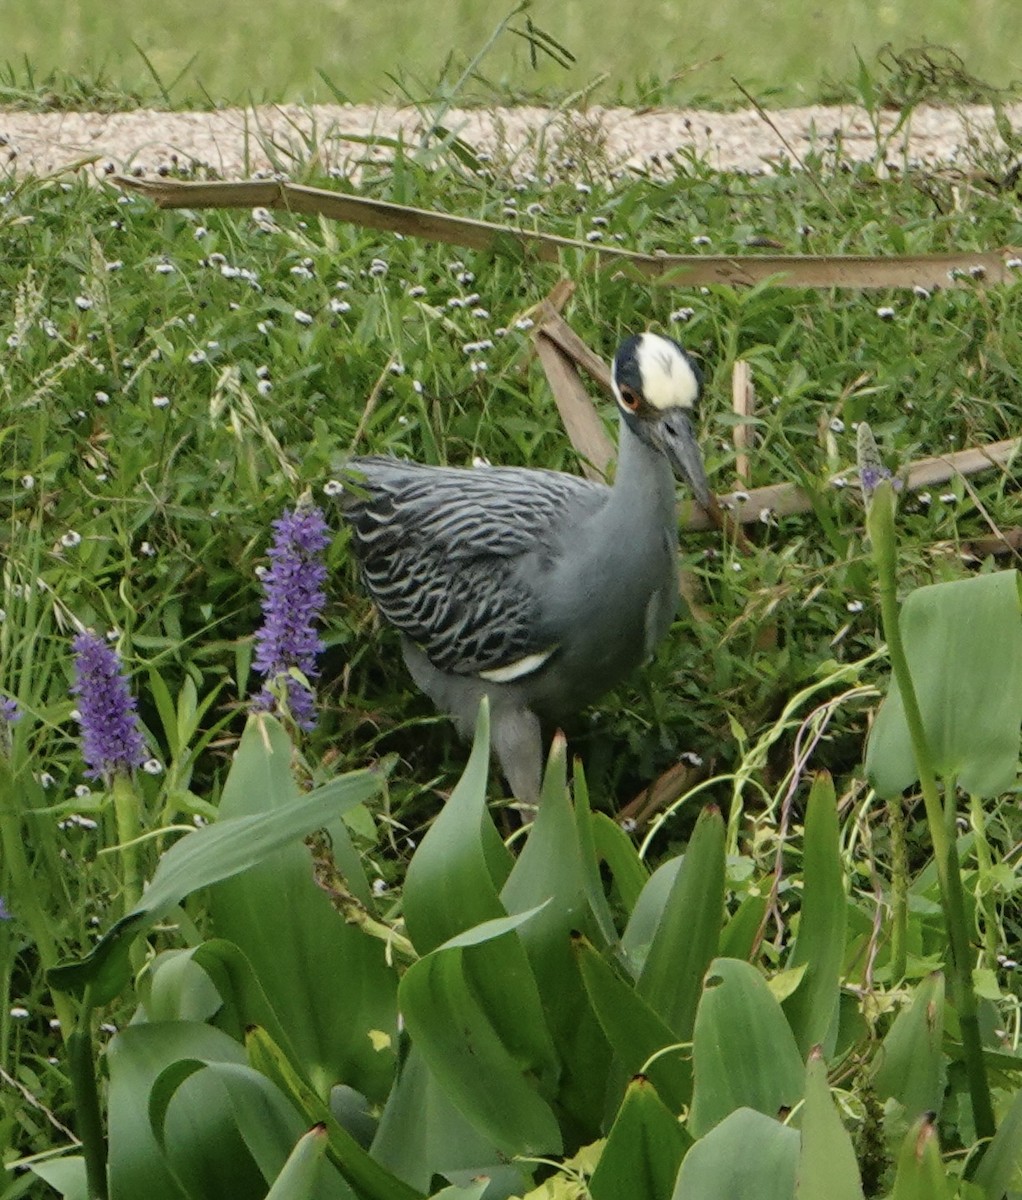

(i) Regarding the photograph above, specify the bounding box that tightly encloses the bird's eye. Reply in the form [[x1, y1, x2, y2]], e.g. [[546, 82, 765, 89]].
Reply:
[[619, 386, 641, 412]]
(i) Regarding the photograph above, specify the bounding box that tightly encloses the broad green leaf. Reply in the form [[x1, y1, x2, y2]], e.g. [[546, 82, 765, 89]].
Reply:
[[500, 736, 613, 1137], [154, 939, 305, 1067], [107, 1022, 247, 1200], [403, 701, 511, 954], [872, 973, 946, 1120], [145, 949, 223, 1024], [672, 1108, 799, 1200], [153, 1060, 358, 1200], [574, 934, 690, 1114], [972, 1085, 1022, 1198], [620, 858, 682, 974], [246, 1026, 424, 1200], [264, 1125, 329, 1200], [372, 1046, 533, 1197], [28, 1157, 89, 1200], [891, 1117, 951, 1200], [399, 929, 563, 1158], [590, 810, 649, 915], [588, 1076, 691, 1200], [718, 892, 768, 962], [795, 1048, 863, 1200], [636, 807, 725, 1040], [407, 904, 560, 1098], [783, 772, 847, 1057], [572, 759, 623, 949], [866, 572, 1022, 797], [689, 958, 805, 1137], [49, 715, 384, 1005], [209, 716, 397, 1103]]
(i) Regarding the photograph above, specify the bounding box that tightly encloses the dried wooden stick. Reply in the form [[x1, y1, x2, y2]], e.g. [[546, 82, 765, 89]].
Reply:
[[731, 360, 755, 485], [115, 175, 1022, 290], [683, 436, 1020, 532], [532, 333, 614, 480]]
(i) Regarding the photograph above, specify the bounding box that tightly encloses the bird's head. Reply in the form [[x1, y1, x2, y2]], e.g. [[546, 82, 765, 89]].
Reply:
[[612, 331, 711, 509]]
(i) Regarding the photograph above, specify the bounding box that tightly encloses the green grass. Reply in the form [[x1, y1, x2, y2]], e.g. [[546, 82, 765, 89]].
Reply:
[[1, 66, 1022, 1182], [1, 0, 1022, 110]]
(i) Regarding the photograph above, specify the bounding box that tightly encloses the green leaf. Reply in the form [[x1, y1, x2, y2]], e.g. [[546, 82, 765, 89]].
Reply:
[[971, 1084, 1022, 1198], [795, 1048, 863, 1200], [398, 917, 563, 1159], [718, 892, 769, 962], [372, 1046, 533, 1196], [499, 735, 613, 1137], [167, 939, 306, 1066], [620, 858, 682, 974], [574, 934, 690, 1114], [145, 949, 223, 1024], [672, 1108, 800, 1200], [635, 807, 725, 1040], [689, 958, 805, 1137], [589, 1076, 691, 1200], [590, 810, 649, 916], [264, 1125, 329, 1200], [107, 1022, 248, 1200], [783, 773, 847, 1057], [866, 572, 1022, 797], [29, 1157, 89, 1200], [246, 1025, 424, 1200], [209, 716, 398, 1103], [890, 1117, 951, 1200], [872, 973, 946, 1121], [152, 1061, 348, 1200], [572, 759, 623, 949], [49, 715, 384, 1005], [403, 700, 511, 954]]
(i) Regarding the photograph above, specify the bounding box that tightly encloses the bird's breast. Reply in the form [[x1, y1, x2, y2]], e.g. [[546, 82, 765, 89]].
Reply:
[[533, 524, 678, 717]]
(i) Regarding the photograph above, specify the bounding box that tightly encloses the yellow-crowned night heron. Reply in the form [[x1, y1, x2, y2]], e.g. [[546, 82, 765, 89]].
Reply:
[[341, 332, 710, 806]]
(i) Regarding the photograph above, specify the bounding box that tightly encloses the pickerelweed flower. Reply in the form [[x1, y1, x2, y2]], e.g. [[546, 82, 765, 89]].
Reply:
[[71, 632, 148, 781], [0, 694, 21, 756], [0, 896, 12, 920], [252, 504, 329, 730]]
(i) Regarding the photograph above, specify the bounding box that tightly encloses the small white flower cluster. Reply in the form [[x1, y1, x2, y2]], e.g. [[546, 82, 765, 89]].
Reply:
[[58, 813, 99, 831]]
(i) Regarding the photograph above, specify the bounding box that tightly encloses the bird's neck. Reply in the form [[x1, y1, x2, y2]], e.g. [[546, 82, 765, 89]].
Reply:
[[605, 415, 677, 533]]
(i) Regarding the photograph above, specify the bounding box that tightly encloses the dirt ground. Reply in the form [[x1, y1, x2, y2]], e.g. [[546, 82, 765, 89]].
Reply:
[[1, 101, 1019, 180]]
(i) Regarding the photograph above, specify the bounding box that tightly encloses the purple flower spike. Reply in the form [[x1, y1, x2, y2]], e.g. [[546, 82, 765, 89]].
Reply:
[[858, 463, 893, 497], [252, 504, 329, 730], [0, 896, 12, 921], [0, 694, 19, 756], [71, 632, 148, 781]]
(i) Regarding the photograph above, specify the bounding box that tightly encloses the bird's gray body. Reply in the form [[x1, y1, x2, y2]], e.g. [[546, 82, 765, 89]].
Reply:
[[340, 332, 707, 805]]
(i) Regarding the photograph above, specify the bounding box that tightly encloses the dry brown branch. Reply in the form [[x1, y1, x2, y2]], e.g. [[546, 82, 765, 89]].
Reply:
[[731, 360, 755, 485], [115, 175, 1022, 290], [684, 437, 1020, 532]]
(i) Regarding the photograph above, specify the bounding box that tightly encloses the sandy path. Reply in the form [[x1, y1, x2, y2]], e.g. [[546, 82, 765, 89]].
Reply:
[[0, 101, 1016, 179]]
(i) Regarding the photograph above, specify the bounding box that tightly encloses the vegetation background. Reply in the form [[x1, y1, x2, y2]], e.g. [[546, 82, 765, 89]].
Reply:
[[2, 3, 1022, 1199], [1, 0, 1021, 108]]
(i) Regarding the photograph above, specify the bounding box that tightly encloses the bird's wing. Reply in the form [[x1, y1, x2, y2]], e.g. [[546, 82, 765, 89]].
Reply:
[[341, 457, 606, 676]]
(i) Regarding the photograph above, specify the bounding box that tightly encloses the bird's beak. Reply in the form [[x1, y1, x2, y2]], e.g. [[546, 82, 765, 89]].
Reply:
[[658, 409, 712, 510]]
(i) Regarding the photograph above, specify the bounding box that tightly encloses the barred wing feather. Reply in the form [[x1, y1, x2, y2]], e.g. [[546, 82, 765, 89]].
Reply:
[[343, 457, 606, 676]]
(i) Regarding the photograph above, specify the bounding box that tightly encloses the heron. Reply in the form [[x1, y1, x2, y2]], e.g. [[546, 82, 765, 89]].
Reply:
[[339, 331, 711, 807]]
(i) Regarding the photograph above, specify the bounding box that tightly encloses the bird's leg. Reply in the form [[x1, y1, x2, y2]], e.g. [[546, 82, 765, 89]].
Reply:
[[492, 706, 543, 813]]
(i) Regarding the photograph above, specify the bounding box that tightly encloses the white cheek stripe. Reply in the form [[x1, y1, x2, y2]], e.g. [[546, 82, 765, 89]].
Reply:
[[635, 333, 699, 411], [478, 646, 557, 683]]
